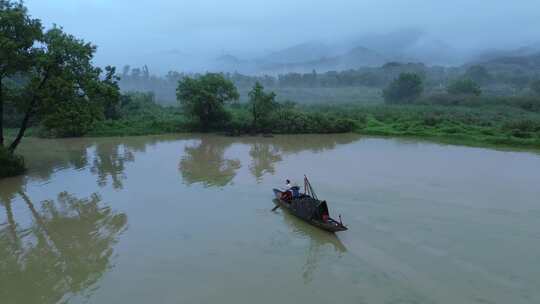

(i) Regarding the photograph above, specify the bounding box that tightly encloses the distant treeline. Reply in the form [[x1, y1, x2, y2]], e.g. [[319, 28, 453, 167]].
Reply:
[[118, 61, 540, 104]]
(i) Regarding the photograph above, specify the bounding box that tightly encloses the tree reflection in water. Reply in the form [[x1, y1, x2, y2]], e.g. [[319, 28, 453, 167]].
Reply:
[[0, 191, 127, 304], [91, 143, 135, 190], [179, 134, 360, 186], [89, 136, 171, 190], [179, 137, 241, 187], [249, 142, 282, 183], [244, 134, 360, 182]]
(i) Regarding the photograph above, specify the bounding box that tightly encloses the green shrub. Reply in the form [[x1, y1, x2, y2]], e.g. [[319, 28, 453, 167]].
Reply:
[[502, 119, 540, 133], [383, 73, 424, 104], [0, 147, 26, 178], [447, 78, 482, 96], [422, 114, 442, 126], [41, 100, 102, 137]]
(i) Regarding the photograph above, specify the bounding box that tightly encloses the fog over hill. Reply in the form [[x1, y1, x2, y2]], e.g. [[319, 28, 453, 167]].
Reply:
[[25, 0, 540, 75]]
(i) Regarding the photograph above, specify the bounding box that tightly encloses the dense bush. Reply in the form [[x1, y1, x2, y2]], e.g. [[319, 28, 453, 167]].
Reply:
[[223, 107, 355, 135], [0, 147, 25, 178], [41, 100, 103, 137], [383, 73, 424, 104], [87, 92, 189, 137], [447, 78, 482, 96], [268, 109, 355, 134], [418, 94, 540, 112]]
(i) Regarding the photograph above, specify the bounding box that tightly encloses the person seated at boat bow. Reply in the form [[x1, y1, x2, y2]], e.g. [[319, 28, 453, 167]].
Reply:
[[281, 179, 294, 201], [286, 179, 292, 190]]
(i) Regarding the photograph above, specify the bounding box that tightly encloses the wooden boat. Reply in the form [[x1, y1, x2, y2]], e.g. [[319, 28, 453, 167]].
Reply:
[[272, 176, 348, 233]]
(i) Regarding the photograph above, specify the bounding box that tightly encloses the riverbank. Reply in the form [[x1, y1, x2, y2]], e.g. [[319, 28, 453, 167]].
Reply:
[[4, 101, 540, 151], [6, 120, 540, 152], [354, 106, 540, 149]]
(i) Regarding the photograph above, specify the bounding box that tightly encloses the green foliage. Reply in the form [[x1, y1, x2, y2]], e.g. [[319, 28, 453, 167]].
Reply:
[[0, 2, 122, 151], [0, 0, 42, 77], [88, 66, 121, 120], [88, 116, 187, 137], [0, 0, 122, 152], [531, 80, 540, 96], [383, 73, 423, 104], [0, 146, 25, 177], [447, 78, 482, 96], [87, 92, 188, 137], [118, 92, 161, 118], [41, 99, 102, 137], [0, 0, 43, 146], [248, 82, 278, 131], [177, 73, 239, 130], [419, 95, 540, 112], [224, 106, 355, 135], [465, 65, 491, 85], [33, 28, 120, 138], [502, 119, 540, 138], [353, 105, 540, 147], [277, 109, 354, 134]]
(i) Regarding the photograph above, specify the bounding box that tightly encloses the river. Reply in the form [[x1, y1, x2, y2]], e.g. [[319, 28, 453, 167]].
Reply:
[[1, 134, 539, 304]]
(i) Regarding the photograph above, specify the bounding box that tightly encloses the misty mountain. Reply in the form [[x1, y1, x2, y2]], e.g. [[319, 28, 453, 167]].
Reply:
[[211, 54, 249, 72], [347, 29, 462, 65], [122, 30, 540, 75], [259, 42, 340, 64], [258, 46, 386, 73], [348, 29, 425, 54], [483, 52, 540, 69], [209, 29, 462, 74], [472, 43, 540, 63]]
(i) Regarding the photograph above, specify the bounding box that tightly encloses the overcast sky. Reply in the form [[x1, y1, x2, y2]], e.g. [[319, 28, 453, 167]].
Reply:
[[25, 0, 540, 71]]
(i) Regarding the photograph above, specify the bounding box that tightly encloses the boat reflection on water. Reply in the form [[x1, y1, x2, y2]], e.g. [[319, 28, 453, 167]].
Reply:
[[278, 203, 347, 284]]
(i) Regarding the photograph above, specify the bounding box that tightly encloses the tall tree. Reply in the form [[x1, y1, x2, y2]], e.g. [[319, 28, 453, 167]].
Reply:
[[0, 0, 42, 147], [177, 73, 239, 130], [9, 27, 120, 150], [248, 82, 277, 131]]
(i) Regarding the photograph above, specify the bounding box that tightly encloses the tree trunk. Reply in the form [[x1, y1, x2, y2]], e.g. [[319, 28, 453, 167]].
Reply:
[[0, 76, 4, 147], [8, 99, 34, 154], [8, 69, 50, 154]]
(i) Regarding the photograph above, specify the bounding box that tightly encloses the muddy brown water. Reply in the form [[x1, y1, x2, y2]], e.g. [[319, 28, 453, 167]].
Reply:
[[1, 134, 539, 304]]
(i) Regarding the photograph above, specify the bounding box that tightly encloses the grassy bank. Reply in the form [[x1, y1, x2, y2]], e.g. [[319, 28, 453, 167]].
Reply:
[[6, 96, 540, 150], [75, 104, 540, 149], [308, 103, 540, 148]]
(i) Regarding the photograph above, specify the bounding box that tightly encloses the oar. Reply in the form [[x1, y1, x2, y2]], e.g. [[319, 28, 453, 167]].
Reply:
[[271, 204, 281, 212]]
